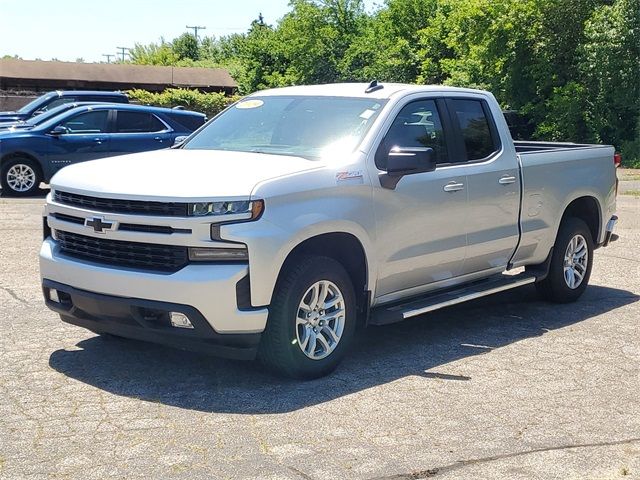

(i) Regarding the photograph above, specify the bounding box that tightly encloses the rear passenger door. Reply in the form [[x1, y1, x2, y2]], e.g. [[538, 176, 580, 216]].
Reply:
[[109, 110, 172, 156], [445, 97, 520, 275]]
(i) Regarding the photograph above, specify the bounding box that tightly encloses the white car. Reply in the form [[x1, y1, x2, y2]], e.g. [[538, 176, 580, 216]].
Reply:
[[40, 82, 618, 378]]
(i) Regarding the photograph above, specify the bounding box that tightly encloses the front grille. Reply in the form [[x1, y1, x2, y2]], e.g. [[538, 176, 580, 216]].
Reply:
[[57, 230, 188, 272], [51, 213, 191, 235], [54, 190, 189, 217]]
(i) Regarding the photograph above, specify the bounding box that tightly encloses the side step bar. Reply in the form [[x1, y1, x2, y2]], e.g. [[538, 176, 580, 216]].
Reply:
[[369, 272, 537, 326]]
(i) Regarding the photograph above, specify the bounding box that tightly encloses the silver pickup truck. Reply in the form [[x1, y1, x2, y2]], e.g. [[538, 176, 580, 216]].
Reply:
[[40, 82, 618, 378]]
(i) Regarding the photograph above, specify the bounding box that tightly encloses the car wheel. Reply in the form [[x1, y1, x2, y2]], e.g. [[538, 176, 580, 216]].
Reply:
[[1, 157, 43, 197], [258, 255, 356, 379], [536, 217, 594, 303]]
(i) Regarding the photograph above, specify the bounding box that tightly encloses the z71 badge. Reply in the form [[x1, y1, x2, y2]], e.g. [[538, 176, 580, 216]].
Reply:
[[336, 170, 364, 185]]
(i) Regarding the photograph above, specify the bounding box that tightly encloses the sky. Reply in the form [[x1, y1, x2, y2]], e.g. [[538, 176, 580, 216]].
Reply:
[[0, 0, 379, 63]]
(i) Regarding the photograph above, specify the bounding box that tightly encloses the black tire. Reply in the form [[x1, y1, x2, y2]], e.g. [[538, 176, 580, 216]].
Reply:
[[1, 157, 43, 197], [258, 255, 357, 379], [536, 217, 594, 303]]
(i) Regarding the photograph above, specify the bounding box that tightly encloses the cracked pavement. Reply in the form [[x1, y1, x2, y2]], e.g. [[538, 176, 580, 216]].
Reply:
[[0, 191, 638, 480]]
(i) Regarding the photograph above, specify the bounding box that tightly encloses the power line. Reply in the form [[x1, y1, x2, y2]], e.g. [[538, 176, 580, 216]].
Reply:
[[116, 47, 130, 62], [185, 25, 206, 41], [102, 54, 115, 63]]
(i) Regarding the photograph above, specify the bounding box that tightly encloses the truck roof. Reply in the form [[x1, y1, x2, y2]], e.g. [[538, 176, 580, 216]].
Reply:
[[252, 82, 489, 100]]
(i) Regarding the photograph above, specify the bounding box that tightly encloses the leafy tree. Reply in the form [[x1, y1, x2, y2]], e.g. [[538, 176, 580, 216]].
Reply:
[[172, 33, 199, 61]]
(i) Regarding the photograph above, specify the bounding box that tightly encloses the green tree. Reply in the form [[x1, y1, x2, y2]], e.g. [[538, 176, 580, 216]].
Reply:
[[173, 33, 200, 61]]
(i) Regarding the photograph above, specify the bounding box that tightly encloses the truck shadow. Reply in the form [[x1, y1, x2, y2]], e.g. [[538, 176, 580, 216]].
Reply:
[[49, 285, 638, 414]]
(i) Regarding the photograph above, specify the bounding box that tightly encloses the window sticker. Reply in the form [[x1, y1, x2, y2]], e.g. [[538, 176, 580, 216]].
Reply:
[[236, 99, 264, 109]]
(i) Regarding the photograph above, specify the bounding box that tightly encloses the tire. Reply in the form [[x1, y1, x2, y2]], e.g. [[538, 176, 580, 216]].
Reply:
[[536, 217, 594, 303], [1, 157, 42, 197], [258, 255, 357, 379]]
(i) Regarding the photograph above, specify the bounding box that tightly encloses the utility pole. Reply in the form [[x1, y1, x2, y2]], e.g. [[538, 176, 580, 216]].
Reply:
[[102, 54, 115, 63], [116, 47, 130, 62], [185, 25, 206, 41]]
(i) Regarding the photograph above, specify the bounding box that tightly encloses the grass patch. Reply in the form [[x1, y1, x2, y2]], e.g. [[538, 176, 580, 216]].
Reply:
[[620, 189, 640, 197]]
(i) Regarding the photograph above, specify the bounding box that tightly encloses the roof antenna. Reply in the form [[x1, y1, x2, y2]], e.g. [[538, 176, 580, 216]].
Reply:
[[365, 80, 383, 94]]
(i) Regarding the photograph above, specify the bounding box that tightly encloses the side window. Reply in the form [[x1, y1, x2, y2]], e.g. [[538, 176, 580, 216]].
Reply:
[[60, 110, 109, 133], [376, 99, 448, 169], [168, 113, 205, 132], [115, 111, 166, 133], [449, 99, 498, 161]]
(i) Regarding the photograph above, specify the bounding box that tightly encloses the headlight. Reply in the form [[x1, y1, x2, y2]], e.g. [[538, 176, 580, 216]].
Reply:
[[188, 199, 264, 219]]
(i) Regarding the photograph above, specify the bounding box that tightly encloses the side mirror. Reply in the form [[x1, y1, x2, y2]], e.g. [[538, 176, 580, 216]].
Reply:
[[380, 147, 436, 189], [172, 135, 188, 147], [50, 125, 68, 136]]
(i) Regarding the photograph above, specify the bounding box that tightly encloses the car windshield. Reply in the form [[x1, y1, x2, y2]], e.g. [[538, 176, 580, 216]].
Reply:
[[17, 93, 56, 114], [26, 104, 77, 125], [183, 96, 387, 159]]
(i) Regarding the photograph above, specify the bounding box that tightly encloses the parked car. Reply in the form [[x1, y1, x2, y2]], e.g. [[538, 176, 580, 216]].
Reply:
[[40, 83, 618, 379], [0, 102, 106, 131], [0, 103, 206, 195], [0, 91, 129, 123]]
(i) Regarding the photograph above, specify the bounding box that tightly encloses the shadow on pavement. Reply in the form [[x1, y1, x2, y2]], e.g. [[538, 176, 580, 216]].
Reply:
[[49, 284, 638, 414], [0, 187, 48, 198]]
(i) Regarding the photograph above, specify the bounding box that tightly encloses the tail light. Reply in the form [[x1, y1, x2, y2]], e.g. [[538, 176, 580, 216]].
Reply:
[[614, 152, 622, 167]]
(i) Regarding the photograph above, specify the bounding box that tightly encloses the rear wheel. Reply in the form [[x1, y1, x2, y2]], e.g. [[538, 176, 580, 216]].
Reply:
[[258, 256, 356, 379], [1, 157, 42, 197], [536, 217, 593, 303]]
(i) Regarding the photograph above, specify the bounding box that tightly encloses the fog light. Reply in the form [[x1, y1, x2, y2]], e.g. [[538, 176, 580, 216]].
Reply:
[[49, 289, 60, 303], [170, 312, 194, 329]]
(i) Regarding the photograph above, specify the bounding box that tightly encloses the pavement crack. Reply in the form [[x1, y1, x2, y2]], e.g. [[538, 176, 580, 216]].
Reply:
[[0, 285, 29, 306], [287, 466, 316, 480], [369, 437, 640, 479]]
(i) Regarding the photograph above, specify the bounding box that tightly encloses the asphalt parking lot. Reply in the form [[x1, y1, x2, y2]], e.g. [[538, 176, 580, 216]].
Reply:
[[0, 187, 638, 480]]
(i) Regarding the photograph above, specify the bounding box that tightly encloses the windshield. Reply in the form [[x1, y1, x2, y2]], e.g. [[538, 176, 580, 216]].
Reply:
[[183, 96, 387, 159], [17, 92, 56, 114], [26, 103, 77, 125]]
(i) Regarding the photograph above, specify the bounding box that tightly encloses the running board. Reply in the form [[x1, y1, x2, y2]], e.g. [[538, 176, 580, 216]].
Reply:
[[369, 272, 537, 326]]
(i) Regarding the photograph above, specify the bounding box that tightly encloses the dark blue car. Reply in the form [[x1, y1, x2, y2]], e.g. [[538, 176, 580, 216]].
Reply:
[[0, 104, 206, 196], [0, 90, 129, 122]]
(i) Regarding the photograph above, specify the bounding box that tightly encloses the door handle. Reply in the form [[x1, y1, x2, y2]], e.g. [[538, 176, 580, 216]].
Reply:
[[443, 182, 465, 192], [154, 137, 163, 142], [93, 138, 104, 144], [499, 175, 517, 185]]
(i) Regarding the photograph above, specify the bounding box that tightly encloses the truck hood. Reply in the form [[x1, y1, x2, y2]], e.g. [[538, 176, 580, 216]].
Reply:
[[50, 149, 321, 201]]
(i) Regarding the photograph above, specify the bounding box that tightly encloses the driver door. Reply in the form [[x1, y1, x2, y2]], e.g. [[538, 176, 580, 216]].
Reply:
[[47, 110, 111, 171], [372, 98, 468, 302]]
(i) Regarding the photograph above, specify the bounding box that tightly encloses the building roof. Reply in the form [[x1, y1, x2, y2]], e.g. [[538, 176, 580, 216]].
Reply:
[[0, 59, 236, 92]]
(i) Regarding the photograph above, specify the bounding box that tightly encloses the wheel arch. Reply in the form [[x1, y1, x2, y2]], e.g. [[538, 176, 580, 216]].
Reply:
[[559, 195, 601, 246], [1, 151, 45, 179], [275, 231, 371, 323]]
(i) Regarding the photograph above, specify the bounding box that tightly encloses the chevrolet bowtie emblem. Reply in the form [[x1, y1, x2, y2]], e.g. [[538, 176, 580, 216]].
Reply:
[[85, 216, 116, 233]]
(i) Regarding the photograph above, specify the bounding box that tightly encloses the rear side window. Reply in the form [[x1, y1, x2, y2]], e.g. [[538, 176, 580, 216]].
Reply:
[[60, 110, 109, 133], [116, 111, 166, 133], [449, 99, 498, 161], [168, 113, 205, 132], [376, 99, 448, 169]]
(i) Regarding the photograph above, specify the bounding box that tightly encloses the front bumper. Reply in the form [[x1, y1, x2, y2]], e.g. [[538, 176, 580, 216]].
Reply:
[[40, 237, 268, 336], [43, 279, 261, 360]]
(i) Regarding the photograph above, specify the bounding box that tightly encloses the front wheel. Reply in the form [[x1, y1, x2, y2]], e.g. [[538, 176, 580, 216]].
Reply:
[[1, 157, 43, 197], [536, 217, 594, 303], [258, 256, 356, 379]]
